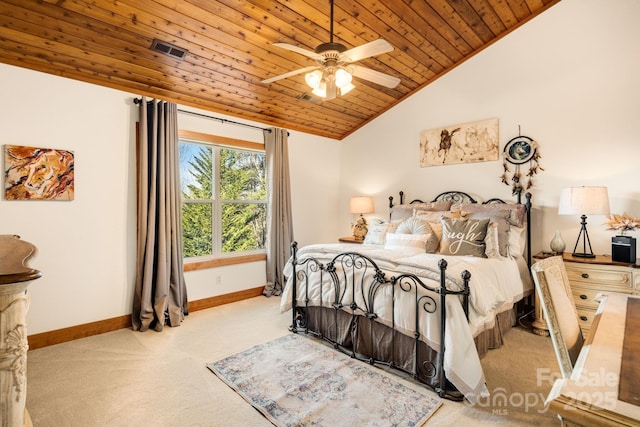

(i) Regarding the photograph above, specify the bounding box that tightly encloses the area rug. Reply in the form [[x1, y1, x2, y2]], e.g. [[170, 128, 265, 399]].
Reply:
[[207, 333, 442, 426]]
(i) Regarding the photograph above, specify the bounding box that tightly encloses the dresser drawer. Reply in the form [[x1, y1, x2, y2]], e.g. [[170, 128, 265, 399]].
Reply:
[[571, 286, 603, 309], [576, 307, 596, 333], [564, 262, 633, 290]]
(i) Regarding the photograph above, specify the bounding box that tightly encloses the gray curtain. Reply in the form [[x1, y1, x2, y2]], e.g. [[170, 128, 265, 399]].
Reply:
[[132, 97, 188, 331], [263, 128, 294, 297]]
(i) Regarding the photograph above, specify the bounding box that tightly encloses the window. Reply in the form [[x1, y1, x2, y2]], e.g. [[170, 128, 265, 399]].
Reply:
[[179, 132, 266, 259]]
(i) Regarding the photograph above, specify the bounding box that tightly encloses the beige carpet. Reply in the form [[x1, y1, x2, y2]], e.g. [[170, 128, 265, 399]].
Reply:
[[26, 297, 560, 426]]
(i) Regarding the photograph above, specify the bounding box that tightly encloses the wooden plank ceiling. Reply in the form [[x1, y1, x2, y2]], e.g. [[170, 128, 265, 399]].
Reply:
[[0, 0, 560, 140]]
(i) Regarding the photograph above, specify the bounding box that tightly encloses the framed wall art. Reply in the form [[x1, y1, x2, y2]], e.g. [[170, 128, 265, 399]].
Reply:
[[4, 144, 75, 200], [419, 118, 499, 167]]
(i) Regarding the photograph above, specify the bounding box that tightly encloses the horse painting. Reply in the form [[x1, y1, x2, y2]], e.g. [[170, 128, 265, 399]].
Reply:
[[4, 145, 74, 200], [419, 118, 499, 167]]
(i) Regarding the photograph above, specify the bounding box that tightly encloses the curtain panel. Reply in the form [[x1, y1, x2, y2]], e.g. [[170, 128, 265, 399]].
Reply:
[[132, 97, 188, 331], [264, 128, 294, 297]]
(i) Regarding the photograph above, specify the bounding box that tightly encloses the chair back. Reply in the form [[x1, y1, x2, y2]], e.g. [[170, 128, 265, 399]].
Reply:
[[531, 256, 584, 378]]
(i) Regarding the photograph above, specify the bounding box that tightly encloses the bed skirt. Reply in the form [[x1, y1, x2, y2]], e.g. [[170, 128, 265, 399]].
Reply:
[[297, 303, 517, 399], [474, 306, 517, 358]]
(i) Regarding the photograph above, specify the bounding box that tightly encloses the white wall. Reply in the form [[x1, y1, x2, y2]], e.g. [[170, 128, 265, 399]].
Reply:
[[340, 0, 640, 256], [0, 64, 340, 334]]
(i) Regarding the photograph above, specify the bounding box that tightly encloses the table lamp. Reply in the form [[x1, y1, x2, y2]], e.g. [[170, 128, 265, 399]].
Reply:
[[350, 196, 374, 240], [558, 186, 610, 258]]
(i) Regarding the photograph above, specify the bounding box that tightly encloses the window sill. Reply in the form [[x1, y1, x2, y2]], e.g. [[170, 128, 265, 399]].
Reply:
[[184, 253, 267, 272]]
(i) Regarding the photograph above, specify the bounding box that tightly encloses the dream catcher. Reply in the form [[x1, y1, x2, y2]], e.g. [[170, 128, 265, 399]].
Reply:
[[500, 132, 543, 197]]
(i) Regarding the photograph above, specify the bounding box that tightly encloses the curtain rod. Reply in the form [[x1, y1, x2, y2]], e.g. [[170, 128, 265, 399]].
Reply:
[[133, 98, 272, 133]]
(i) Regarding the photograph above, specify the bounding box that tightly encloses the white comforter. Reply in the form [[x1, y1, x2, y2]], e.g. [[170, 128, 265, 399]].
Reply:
[[280, 243, 533, 403]]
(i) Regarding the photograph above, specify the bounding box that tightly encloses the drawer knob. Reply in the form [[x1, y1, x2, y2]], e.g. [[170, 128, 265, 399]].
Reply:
[[580, 294, 588, 300], [581, 273, 590, 279], [580, 315, 588, 321]]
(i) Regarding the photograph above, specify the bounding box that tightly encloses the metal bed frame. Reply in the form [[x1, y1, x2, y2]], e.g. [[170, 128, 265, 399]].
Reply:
[[287, 190, 533, 401], [289, 243, 471, 400]]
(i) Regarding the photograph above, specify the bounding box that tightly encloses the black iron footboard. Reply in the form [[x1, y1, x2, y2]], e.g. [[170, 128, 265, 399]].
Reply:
[[288, 241, 471, 400]]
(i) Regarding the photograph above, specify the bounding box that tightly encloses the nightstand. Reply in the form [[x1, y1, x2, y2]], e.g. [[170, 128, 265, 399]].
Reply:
[[338, 236, 363, 244], [532, 251, 640, 337]]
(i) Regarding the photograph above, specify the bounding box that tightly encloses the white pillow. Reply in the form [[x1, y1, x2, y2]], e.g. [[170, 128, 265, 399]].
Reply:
[[364, 218, 390, 245], [384, 233, 430, 250], [485, 222, 502, 259], [509, 225, 527, 258], [396, 217, 428, 234]]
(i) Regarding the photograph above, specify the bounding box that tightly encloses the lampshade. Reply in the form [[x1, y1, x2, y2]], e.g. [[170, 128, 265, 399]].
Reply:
[[304, 70, 323, 89], [335, 68, 352, 88], [305, 67, 355, 99], [349, 196, 374, 214], [558, 186, 610, 216], [558, 186, 610, 258]]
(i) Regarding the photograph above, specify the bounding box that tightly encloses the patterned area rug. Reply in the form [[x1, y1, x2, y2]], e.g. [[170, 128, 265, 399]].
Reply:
[[207, 333, 442, 426]]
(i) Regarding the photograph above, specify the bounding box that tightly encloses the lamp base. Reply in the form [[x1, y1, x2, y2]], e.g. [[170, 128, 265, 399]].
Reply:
[[571, 252, 596, 258], [352, 215, 368, 240]]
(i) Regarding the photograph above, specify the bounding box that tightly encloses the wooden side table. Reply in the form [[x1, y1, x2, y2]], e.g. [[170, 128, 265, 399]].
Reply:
[[338, 236, 363, 243], [532, 251, 640, 337]]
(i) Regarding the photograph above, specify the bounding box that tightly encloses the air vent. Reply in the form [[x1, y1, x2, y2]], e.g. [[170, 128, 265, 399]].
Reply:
[[296, 93, 323, 104], [150, 39, 188, 60]]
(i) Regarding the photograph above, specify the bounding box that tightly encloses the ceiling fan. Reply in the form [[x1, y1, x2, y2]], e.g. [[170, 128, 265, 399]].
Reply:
[[261, 0, 400, 100]]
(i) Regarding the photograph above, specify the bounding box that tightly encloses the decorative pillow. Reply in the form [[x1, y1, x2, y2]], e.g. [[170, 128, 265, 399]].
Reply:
[[390, 200, 453, 221], [384, 233, 430, 251], [389, 205, 415, 221], [413, 210, 466, 223], [484, 222, 501, 259], [396, 217, 428, 234], [410, 200, 453, 212], [364, 218, 391, 245], [451, 203, 527, 228], [509, 225, 527, 258], [468, 211, 510, 257], [440, 218, 490, 258]]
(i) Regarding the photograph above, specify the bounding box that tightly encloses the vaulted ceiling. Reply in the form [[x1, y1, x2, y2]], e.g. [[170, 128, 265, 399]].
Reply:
[[0, 0, 560, 140]]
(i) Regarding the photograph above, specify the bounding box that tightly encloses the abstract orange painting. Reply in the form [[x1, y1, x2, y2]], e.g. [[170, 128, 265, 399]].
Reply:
[[4, 145, 74, 200]]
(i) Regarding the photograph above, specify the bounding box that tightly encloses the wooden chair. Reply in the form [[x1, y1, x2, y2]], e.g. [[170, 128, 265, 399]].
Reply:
[[531, 256, 584, 378]]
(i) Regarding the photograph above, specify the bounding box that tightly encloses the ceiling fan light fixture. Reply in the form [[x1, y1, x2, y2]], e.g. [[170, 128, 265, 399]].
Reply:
[[312, 81, 327, 98], [335, 68, 352, 88], [305, 70, 323, 89], [339, 82, 355, 95]]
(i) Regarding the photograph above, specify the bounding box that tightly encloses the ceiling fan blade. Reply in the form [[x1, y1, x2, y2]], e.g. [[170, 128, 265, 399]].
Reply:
[[261, 66, 319, 84], [341, 39, 394, 63], [350, 65, 400, 89], [272, 43, 324, 61]]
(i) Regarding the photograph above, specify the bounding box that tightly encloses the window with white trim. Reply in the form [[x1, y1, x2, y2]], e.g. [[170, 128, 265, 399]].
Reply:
[[179, 134, 266, 259]]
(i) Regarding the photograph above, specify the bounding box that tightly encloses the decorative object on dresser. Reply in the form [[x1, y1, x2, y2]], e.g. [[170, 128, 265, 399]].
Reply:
[[604, 213, 639, 263], [501, 131, 542, 196], [0, 235, 41, 427], [419, 118, 499, 167], [531, 251, 640, 338], [549, 230, 566, 254], [349, 196, 373, 240], [558, 186, 610, 258]]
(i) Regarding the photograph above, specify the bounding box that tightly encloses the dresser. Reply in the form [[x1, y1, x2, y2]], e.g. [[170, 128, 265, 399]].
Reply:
[[532, 252, 640, 337]]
